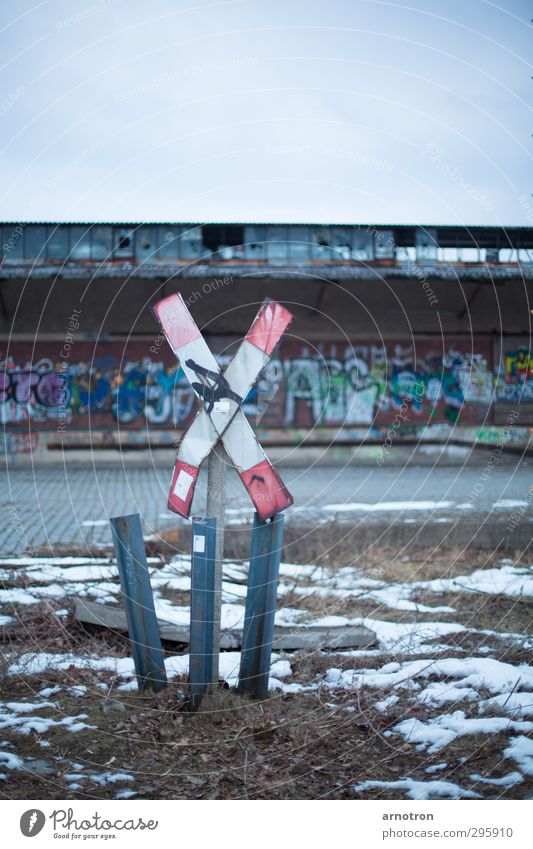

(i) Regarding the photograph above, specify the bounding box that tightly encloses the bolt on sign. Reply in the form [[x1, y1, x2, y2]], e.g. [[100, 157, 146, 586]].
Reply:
[[152, 294, 294, 521]]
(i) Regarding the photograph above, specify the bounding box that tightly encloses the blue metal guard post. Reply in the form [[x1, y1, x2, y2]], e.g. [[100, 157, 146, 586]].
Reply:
[[189, 517, 217, 710], [110, 513, 167, 693], [238, 512, 284, 699]]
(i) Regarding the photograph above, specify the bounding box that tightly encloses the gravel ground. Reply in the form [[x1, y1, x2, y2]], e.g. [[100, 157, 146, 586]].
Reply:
[[1, 451, 531, 554]]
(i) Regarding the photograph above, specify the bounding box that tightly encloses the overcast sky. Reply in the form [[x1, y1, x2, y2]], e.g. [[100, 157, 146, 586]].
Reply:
[[0, 0, 531, 225]]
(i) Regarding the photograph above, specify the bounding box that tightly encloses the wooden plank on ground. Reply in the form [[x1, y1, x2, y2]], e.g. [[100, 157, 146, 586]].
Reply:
[[75, 598, 376, 651]]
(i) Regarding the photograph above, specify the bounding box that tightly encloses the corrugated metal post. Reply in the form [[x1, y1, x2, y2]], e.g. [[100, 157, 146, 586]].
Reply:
[[189, 516, 217, 711], [110, 513, 167, 692], [206, 442, 227, 683], [238, 512, 284, 700]]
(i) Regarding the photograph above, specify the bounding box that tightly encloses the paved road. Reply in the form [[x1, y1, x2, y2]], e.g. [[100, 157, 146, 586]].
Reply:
[[1, 452, 531, 555]]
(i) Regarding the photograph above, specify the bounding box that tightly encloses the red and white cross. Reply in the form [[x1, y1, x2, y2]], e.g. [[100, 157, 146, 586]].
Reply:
[[152, 293, 294, 522]]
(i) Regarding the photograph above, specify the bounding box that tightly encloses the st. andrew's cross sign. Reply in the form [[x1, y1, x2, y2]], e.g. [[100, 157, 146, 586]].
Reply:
[[152, 293, 294, 521]]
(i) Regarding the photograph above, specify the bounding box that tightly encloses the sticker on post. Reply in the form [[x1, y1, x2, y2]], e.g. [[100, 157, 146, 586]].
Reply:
[[213, 400, 230, 413], [193, 534, 205, 553], [173, 469, 194, 501]]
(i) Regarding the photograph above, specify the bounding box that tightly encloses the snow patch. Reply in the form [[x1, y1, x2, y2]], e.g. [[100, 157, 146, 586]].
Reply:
[[469, 772, 523, 787], [354, 777, 479, 800], [504, 735, 533, 776], [392, 711, 533, 753], [323, 501, 466, 513]]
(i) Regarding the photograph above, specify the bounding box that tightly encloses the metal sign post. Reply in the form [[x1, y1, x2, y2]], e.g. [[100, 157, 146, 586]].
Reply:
[[238, 513, 284, 700], [189, 517, 217, 710], [110, 513, 167, 692], [153, 294, 294, 688], [206, 444, 227, 683]]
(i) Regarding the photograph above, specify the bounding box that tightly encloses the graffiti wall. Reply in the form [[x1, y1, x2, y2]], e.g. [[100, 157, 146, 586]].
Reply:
[[0, 342, 193, 429], [494, 337, 533, 402], [0, 336, 530, 431], [258, 339, 494, 428], [493, 335, 533, 425]]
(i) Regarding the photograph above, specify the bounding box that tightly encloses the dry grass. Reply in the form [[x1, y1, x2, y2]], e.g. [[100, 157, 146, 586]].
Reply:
[[1, 542, 532, 800], [1, 671, 531, 800]]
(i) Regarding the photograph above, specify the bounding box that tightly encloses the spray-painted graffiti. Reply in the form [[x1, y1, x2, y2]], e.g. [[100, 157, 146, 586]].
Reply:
[[0, 354, 196, 427], [273, 342, 494, 427], [282, 351, 380, 425], [495, 346, 533, 403], [0, 337, 529, 429], [0, 359, 65, 421], [0, 432, 40, 456]]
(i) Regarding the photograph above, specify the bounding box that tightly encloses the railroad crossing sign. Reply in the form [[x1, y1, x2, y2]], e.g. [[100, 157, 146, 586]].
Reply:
[[152, 293, 294, 521]]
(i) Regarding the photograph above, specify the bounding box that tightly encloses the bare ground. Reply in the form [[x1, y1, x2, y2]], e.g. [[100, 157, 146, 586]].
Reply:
[[0, 541, 532, 800]]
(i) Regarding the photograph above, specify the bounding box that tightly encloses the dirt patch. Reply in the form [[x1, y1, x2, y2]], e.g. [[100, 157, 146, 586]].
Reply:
[[1, 676, 531, 801], [1, 544, 532, 800], [362, 548, 508, 584], [414, 590, 533, 635]]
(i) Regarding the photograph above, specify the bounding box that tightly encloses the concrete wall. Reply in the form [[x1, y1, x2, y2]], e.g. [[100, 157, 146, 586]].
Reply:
[[1, 271, 531, 453], [0, 331, 531, 432], [1, 271, 532, 338]]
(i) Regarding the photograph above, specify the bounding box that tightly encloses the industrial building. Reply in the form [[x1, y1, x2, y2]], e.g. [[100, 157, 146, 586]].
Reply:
[[1, 222, 531, 458]]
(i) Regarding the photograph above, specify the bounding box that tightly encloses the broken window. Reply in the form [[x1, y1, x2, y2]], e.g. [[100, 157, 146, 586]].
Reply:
[[311, 227, 333, 260], [113, 227, 135, 258], [91, 226, 113, 260], [266, 226, 289, 263], [136, 226, 156, 262], [332, 227, 352, 260], [69, 226, 91, 259], [415, 227, 438, 261], [24, 225, 47, 259], [46, 225, 70, 259], [244, 226, 266, 260], [351, 229, 373, 260], [157, 226, 180, 260], [288, 226, 310, 262], [179, 226, 204, 258], [373, 229, 395, 260]]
